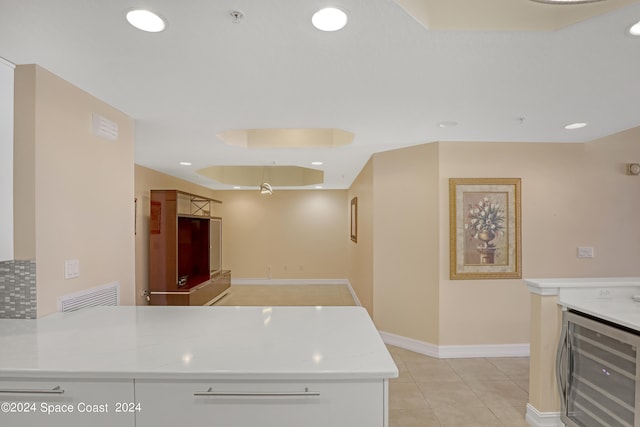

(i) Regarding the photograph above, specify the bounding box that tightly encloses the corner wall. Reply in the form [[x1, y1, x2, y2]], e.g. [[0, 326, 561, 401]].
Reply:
[[13, 65, 135, 317], [348, 158, 374, 315], [372, 143, 440, 345], [366, 127, 640, 350]]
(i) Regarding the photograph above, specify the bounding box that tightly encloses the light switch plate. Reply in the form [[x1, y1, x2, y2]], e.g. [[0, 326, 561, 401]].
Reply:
[[64, 259, 80, 279]]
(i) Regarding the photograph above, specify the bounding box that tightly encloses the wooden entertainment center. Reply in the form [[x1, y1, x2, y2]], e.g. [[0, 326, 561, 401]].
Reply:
[[148, 190, 230, 306]]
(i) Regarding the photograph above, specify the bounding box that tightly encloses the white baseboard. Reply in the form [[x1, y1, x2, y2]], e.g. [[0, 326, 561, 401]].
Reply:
[[525, 404, 564, 427], [232, 278, 349, 286], [439, 342, 530, 358], [379, 331, 440, 357], [345, 281, 362, 307], [379, 330, 530, 359]]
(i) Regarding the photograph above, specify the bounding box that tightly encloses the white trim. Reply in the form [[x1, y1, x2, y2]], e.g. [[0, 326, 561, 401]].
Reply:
[[379, 331, 440, 358], [0, 57, 14, 262], [525, 403, 564, 427], [439, 343, 530, 358], [379, 330, 529, 359], [525, 277, 640, 296], [345, 280, 362, 307]]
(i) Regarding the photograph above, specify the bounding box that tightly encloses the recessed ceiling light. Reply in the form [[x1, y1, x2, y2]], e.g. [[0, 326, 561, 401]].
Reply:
[[126, 9, 166, 33], [437, 121, 458, 128], [315, 186, 323, 189], [312, 7, 348, 32], [179, 161, 192, 166], [311, 161, 324, 166], [630, 20, 640, 36], [233, 186, 242, 189], [564, 122, 587, 130]]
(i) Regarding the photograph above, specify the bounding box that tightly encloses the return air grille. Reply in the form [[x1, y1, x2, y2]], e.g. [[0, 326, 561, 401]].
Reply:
[[58, 282, 120, 312]]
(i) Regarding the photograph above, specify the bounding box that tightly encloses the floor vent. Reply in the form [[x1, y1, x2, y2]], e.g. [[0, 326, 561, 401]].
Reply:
[[58, 282, 120, 312]]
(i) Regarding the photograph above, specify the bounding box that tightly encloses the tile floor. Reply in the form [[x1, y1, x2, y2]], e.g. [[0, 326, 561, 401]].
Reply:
[[388, 346, 530, 427], [215, 284, 530, 427], [213, 284, 356, 307]]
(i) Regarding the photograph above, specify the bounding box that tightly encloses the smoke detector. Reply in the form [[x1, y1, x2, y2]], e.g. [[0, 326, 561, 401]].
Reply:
[[230, 10, 244, 23]]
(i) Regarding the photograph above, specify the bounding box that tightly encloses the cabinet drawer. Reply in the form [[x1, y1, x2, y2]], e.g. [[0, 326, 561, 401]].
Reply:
[[135, 379, 385, 427], [0, 378, 135, 427]]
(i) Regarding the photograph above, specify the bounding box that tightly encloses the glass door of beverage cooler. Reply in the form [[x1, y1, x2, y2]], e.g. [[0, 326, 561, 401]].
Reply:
[[558, 311, 640, 427]]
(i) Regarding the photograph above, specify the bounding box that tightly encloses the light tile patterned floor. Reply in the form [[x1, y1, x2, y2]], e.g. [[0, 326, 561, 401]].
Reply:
[[388, 346, 530, 427], [214, 284, 530, 426]]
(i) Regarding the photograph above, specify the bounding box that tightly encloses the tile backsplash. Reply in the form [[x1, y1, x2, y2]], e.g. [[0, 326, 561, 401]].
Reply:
[[0, 259, 36, 319]]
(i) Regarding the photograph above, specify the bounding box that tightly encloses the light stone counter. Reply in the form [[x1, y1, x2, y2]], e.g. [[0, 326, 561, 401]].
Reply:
[[525, 277, 640, 331], [0, 305, 398, 380], [0, 306, 397, 426]]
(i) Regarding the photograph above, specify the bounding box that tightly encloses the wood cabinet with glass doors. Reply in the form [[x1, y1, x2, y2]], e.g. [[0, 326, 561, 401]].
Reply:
[[148, 190, 229, 305]]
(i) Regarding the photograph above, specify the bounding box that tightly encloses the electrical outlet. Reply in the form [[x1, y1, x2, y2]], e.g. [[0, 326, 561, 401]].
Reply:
[[577, 247, 594, 258], [597, 289, 611, 299]]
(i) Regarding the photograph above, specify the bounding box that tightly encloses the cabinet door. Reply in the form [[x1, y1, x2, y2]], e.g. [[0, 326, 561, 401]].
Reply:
[[0, 378, 135, 427], [135, 379, 385, 427]]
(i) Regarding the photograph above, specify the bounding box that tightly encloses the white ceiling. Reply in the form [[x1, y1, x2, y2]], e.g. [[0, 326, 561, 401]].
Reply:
[[1, 0, 639, 190]]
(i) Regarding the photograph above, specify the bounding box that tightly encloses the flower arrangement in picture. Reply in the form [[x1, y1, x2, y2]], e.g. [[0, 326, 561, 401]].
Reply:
[[464, 197, 505, 244]]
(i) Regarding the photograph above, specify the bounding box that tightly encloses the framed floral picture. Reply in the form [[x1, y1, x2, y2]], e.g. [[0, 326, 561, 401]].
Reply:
[[449, 178, 521, 280]]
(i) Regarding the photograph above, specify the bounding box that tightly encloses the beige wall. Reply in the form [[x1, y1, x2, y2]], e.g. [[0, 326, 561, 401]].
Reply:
[[135, 165, 349, 305], [436, 142, 562, 346], [14, 65, 135, 317], [372, 143, 440, 344], [437, 134, 640, 345], [348, 157, 374, 315], [220, 190, 348, 280], [13, 65, 35, 260]]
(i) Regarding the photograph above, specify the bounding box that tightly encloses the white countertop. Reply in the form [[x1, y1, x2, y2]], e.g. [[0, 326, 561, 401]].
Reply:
[[525, 277, 640, 331], [558, 286, 640, 333], [524, 277, 640, 296], [0, 306, 398, 381]]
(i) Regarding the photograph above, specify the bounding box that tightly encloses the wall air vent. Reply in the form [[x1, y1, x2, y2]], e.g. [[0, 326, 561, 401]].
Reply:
[[91, 113, 118, 141], [58, 282, 120, 312]]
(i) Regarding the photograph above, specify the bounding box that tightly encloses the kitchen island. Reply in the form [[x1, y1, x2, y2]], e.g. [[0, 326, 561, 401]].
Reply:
[[0, 306, 398, 426]]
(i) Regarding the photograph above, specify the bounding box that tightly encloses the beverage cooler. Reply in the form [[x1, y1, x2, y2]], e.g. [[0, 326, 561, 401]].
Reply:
[[557, 310, 640, 427]]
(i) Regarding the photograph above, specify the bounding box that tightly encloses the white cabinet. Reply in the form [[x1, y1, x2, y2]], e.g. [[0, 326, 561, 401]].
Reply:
[[0, 307, 397, 426], [135, 379, 387, 427], [0, 378, 135, 427]]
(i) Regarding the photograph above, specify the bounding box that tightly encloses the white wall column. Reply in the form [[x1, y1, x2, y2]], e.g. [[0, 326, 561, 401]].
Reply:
[[0, 57, 14, 262]]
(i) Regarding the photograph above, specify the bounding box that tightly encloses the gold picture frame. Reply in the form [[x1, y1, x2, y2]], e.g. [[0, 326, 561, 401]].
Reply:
[[350, 197, 358, 243], [449, 178, 521, 280]]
